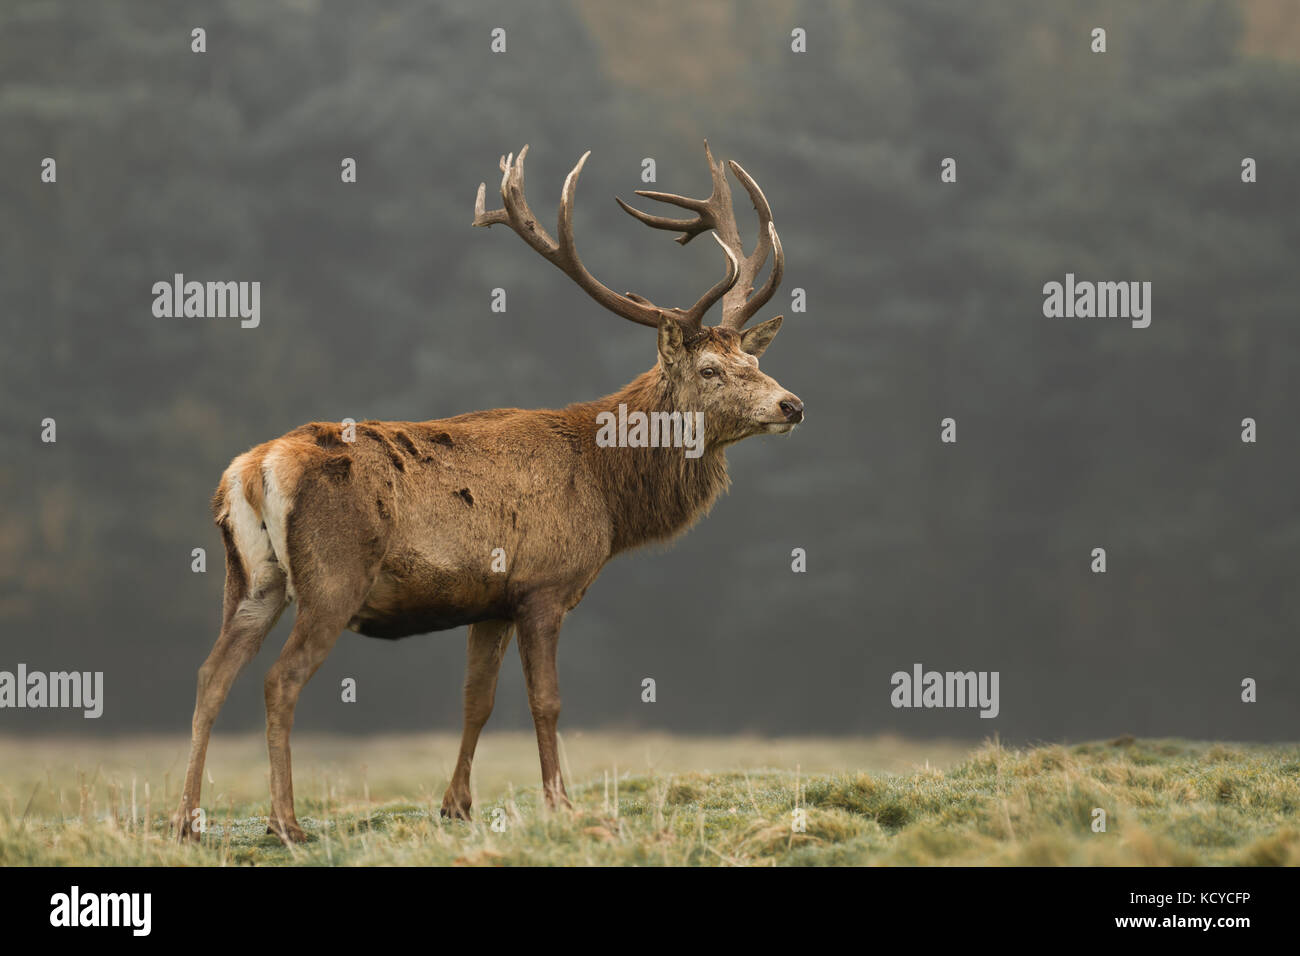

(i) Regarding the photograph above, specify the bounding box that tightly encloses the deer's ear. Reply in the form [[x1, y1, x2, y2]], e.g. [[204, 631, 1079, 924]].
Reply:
[[740, 315, 783, 357], [657, 315, 686, 365]]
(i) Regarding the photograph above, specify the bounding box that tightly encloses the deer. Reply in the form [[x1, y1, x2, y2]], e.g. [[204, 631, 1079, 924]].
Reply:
[[173, 142, 803, 844]]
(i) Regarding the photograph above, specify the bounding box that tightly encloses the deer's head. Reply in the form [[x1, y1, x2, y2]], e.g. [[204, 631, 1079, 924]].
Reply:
[[474, 142, 803, 447], [655, 319, 801, 445]]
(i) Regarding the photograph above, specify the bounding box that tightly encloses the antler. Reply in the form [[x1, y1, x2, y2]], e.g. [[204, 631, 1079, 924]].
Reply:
[[615, 140, 784, 331], [473, 146, 739, 330]]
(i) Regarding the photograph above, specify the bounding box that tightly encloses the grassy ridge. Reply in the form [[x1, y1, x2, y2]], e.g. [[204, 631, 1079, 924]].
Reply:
[[1, 735, 1297, 865]]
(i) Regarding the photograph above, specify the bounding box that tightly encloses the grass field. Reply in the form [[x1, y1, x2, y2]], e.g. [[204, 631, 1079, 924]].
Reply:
[[1, 733, 1297, 865]]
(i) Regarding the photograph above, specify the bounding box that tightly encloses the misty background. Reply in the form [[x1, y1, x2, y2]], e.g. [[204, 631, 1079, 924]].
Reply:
[[2, 0, 1298, 743]]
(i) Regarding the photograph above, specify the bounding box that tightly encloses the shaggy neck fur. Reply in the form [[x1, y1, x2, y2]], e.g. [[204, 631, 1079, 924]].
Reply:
[[568, 366, 730, 555]]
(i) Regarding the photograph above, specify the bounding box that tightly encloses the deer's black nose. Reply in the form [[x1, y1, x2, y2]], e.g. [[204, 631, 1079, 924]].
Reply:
[[779, 398, 804, 423]]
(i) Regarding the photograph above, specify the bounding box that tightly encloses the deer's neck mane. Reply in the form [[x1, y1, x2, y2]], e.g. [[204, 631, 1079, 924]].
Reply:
[[566, 366, 730, 555]]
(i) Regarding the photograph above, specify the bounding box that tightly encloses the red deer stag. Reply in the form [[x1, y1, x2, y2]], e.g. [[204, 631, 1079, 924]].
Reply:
[[175, 142, 802, 843]]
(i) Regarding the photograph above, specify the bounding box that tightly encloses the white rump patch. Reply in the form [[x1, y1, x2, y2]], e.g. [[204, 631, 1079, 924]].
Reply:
[[223, 457, 292, 604], [260, 448, 297, 601]]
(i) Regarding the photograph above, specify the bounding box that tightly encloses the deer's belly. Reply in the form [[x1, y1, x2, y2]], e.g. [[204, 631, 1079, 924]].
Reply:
[[347, 604, 503, 638], [346, 552, 510, 638]]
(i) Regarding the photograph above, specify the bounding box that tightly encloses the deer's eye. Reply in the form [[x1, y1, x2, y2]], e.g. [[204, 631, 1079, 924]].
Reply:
[[700, 367, 719, 379]]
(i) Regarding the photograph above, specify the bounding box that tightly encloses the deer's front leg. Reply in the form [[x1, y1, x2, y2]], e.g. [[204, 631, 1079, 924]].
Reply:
[[516, 598, 570, 809], [441, 619, 514, 820]]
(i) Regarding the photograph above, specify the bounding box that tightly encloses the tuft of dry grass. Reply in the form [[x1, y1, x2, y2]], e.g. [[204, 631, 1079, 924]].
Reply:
[[0, 734, 1295, 866]]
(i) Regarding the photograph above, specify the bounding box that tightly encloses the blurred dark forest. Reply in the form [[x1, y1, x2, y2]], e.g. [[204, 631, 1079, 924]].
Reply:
[[2, 0, 1298, 740]]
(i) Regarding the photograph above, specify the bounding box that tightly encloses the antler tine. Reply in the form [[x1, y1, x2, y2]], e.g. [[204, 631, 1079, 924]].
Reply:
[[724, 221, 784, 328], [756, 221, 785, 309], [554, 151, 659, 327], [717, 159, 784, 330], [504, 146, 563, 258], [614, 194, 712, 246], [627, 190, 708, 213], [471, 151, 518, 228]]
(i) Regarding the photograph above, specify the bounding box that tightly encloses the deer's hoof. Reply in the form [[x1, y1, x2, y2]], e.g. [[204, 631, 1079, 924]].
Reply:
[[440, 799, 473, 821], [267, 821, 309, 844], [172, 812, 201, 844]]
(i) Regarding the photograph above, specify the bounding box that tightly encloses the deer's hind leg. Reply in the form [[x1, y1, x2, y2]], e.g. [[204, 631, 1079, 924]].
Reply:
[[176, 524, 287, 842], [262, 552, 378, 844]]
